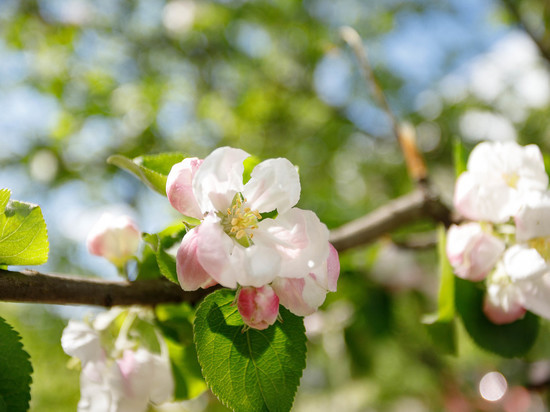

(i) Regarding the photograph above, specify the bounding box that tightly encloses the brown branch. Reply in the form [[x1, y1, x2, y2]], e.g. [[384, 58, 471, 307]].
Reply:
[[0, 269, 216, 307], [329, 188, 452, 252]]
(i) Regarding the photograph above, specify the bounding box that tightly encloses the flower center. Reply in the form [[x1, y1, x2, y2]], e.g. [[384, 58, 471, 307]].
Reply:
[[528, 237, 550, 260], [503, 172, 519, 188], [220, 195, 262, 247]]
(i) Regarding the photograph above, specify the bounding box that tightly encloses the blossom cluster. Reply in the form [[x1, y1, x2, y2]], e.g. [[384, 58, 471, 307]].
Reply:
[[167, 147, 340, 329], [61, 308, 174, 412], [447, 141, 550, 324]]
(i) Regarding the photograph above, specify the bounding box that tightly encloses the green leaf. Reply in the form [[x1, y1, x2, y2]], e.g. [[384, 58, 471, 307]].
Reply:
[[0, 316, 33, 412], [0, 199, 49, 266], [455, 278, 539, 358], [0, 189, 10, 214], [156, 304, 207, 400], [107, 152, 185, 195], [423, 225, 456, 354], [194, 289, 306, 412], [142, 223, 186, 285], [453, 138, 468, 177]]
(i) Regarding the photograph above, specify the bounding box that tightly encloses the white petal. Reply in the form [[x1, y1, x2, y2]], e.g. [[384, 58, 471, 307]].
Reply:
[[255, 208, 329, 279], [301, 274, 328, 309], [242, 158, 300, 214], [504, 245, 548, 281], [515, 190, 550, 241], [237, 243, 281, 287], [196, 214, 242, 288], [149, 351, 174, 404], [166, 157, 204, 219], [61, 320, 102, 365], [192, 147, 249, 213], [518, 274, 550, 320]]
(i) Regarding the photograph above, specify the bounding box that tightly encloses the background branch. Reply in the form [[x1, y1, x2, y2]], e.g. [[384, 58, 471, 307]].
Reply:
[[0, 189, 452, 307]]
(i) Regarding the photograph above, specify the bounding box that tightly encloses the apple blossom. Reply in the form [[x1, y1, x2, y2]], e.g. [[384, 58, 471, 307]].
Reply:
[[454, 141, 547, 222], [176, 227, 217, 291], [87, 213, 141, 268], [172, 147, 331, 290], [483, 263, 527, 324], [61, 309, 174, 412], [446, 223, 505, 282], [237, 285, 280, 330]]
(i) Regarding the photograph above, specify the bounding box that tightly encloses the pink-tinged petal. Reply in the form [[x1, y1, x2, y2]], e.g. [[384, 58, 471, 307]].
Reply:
[[326, 243, 340, 292], [176, 227, 217, 291], [86, 213, 141, 267], [483, 293, 526, 325], [515, 190, 550, 242], [446, 223, 504, 282], [192, 147, 249, 213], [272, 275, 327, 316], [196, 214, 242, 289], [237, 286, 279, 330], [166, 157, 204, 219], [61, 320, 103, 365], [237, 243, 281, 287], [242, 158, 300, 214], [256, 208, 329, 279]]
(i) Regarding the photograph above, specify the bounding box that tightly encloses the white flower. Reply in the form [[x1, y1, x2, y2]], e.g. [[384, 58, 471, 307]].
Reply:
[[454, 141, 547, 222], [172, 147, 330, 289], [446, 223, 505, 281], [87, 213, 141, 267], [61, 310, 174, 412]]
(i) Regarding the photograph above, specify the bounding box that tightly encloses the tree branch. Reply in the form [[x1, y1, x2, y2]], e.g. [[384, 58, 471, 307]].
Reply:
[[0, 269, 216, 307], [0, 188, 452, 307]]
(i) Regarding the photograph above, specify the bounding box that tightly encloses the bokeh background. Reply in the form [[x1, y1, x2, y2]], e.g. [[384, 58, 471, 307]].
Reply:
[[3, 0, 550, 410]]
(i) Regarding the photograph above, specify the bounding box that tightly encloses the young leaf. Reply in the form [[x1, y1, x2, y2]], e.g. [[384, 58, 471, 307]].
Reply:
[[453, 138, 468, 177], [0, 189, 10, 214], [194, 289, 306, 412], [455, 278, 539, 358], [107, 152, 185, 195], [423, 225, 456, 354], [156, 304, 207, 400], [0, 199, 49, 266], [0, 316, 33, 412]]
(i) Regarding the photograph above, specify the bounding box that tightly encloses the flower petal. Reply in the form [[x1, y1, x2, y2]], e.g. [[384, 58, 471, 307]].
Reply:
[[242, 158, 300, 214], [237, 242, 281, 287], [255, 208, 329, 279], [61, 320, 103, 365], [196, 214, 242, 289], [166, 157, 204, 219], [517, 274, 550, 320], [192, 147, 249, 213], [272, 274, 327, 316], [504, 245, 548, 281], [177, 227, 217, 291], [515, 190, 550, 242]]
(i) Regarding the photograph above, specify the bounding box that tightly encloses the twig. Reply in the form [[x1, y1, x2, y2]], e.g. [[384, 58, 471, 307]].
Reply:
[[340, 26, 428, 182]]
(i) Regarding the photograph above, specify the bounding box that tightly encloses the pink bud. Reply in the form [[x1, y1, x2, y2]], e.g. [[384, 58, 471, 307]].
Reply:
[[237, 286, 279, 330], [483, 294, 526, 325], [176, 228, 217, 291], [87, 213, 140, 267], [446, 223, 504, 282], [166, 157, 203, 219]]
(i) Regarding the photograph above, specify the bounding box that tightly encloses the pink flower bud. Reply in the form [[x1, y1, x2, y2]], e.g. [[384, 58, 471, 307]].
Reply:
[[166, 157, 203, 219], [176, 227, 217, 291], [483, 293, 526, 325], [446, 223, 504, 282], [237, 286, 279, 330], [87, 213, 140, 267]]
